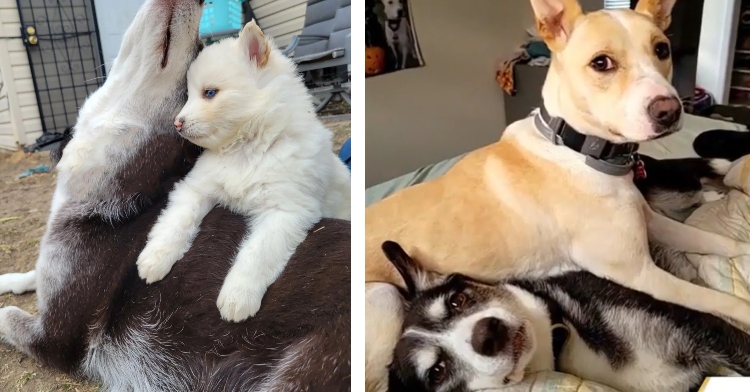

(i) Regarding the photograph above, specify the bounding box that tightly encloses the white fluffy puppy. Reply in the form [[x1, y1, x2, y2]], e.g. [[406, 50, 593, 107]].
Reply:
[[136, 21, 351, 322]]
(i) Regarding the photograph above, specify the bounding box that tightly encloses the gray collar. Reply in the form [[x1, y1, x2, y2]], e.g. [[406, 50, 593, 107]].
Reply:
[[533, 108, 639, 176]]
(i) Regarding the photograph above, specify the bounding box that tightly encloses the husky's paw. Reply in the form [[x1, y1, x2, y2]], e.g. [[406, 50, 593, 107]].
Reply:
[[216, 277, 265, 322], [136, 248, 175, 284], [0, 271, 36, 295]]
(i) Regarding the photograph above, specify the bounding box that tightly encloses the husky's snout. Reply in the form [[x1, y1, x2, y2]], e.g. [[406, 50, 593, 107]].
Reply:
[[472, 317, 510, 356]]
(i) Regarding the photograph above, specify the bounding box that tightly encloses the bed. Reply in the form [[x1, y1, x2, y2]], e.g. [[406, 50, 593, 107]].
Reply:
[[365, 113, 749, 391]]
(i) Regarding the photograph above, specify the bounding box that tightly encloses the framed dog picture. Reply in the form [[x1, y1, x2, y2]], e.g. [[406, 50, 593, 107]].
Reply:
[[365, 0, 425, 77]]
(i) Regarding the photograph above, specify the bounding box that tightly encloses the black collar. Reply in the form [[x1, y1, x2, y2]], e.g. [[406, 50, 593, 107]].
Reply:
[[533, 106, 640, 176]]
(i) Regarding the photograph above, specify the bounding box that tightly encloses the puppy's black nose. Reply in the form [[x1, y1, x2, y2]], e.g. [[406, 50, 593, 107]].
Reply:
[[471, 317, 509, 356], [647, 95, 681, 131], [397, 9, 404, 17]]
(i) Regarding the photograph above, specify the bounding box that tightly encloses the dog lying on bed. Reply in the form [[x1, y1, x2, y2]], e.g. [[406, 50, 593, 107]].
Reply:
[[365, 0, 750, 389], [383, 241, 750, 392], [0, 0, 350, 390]]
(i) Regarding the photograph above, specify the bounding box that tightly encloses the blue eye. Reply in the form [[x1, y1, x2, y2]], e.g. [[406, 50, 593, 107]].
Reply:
[[204, 89, 217, 99]]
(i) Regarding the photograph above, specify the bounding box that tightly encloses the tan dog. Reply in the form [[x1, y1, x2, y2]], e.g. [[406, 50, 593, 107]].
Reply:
[[365, 0, 750, 390]]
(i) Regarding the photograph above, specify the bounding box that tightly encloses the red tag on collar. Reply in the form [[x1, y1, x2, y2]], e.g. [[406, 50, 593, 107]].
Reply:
[[634, 158, 647, 179]]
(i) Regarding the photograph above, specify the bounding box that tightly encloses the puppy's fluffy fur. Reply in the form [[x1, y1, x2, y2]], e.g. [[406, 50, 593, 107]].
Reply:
[[136, 21, 351, 322]]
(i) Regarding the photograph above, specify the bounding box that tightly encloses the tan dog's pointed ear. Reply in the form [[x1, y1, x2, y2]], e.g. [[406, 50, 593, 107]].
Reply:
[[237, 20, 271, 67], [529, 0, 583, 51], [634, 0, 677, 30]]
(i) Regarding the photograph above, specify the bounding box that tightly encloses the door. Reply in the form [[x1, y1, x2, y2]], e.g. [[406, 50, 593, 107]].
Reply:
[[16, 0, 107, 138]]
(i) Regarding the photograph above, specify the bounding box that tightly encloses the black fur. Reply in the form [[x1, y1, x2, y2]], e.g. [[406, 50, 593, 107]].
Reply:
[[693, 129, 750, 161], [634, 154, 724, 195], [513, 271, 750, 377]]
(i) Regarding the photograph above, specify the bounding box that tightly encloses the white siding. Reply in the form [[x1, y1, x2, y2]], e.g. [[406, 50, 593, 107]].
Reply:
[[0, 0, 41, 150], [250, 0, 306, 48], [603, 0, 630, 9]]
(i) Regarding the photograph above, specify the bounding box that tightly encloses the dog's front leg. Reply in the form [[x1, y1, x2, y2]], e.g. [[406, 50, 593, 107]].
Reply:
[[574, 229, 750, 328], [137, 174, 217, 283], [400, 46, 408, 69], [216, 208, 320, 322], [0, 270, 36, 295], [646, 205, 750, 257], [365, 282, 404, 392], [389, 44, 400, 69]]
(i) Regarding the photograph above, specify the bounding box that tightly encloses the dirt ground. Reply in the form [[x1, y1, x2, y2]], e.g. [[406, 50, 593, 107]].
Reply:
[[0, 120, 350, 391]]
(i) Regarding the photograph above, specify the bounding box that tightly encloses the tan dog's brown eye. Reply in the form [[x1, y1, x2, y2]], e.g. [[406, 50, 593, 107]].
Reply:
[[590, 55, 615, 72], [654, 42, 671, 60], [449, 292, 469, 311]]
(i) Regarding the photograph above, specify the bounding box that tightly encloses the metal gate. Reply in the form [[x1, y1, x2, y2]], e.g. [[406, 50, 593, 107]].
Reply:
[[16, 0, 106, 146]]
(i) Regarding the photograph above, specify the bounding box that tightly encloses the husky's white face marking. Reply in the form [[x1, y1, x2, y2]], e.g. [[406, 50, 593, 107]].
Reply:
[[412, 343, 439, 376], [427, 296, 447, 320]]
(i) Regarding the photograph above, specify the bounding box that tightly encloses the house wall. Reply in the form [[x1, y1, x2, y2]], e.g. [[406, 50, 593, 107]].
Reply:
[[0, 0, 42, 150], [250, 0, 306, 48]]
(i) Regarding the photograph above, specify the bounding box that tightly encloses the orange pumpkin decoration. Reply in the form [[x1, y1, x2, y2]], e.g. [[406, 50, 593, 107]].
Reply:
[[365, 46, 385, 76]]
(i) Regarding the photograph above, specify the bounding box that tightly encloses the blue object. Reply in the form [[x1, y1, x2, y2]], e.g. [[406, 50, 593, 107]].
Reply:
[[18, 164, 50, 179], [339, 138, 351, 171], [199, 0, 244, 38], [526, 41, 551, 58]]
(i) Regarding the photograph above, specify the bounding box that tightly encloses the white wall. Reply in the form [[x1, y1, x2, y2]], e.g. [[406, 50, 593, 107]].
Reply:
[[93, 0, 147, 73], [0, 0, 42, 150], [365, 0, 535, 186], [696, 0, 739, 104]]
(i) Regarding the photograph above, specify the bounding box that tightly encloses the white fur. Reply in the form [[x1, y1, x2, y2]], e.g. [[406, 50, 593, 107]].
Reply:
[[710, 159, 733, 176], [136, 21, 351, 322], [0, 271, 36, 295]]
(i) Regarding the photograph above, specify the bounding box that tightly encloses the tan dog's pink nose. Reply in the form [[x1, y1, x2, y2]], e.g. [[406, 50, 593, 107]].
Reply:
[[647, 96, 681, 131], [174, 118, 184, 132]]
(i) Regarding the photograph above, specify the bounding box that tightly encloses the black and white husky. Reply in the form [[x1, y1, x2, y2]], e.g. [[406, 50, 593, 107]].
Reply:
[[382, 241, 750, 392], [0, 0, 350, 391]]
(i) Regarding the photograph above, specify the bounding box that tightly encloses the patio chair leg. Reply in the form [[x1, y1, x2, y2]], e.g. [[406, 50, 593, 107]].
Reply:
[[314, 92, 334, 113], [340, 91, 351, 105]]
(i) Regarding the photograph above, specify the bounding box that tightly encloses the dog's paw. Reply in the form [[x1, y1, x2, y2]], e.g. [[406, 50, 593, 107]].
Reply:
[[0, 272, 35, 295], [216, 277, 265, 322], [504, 368, 525, 386], [136, 249, 174, 284]]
